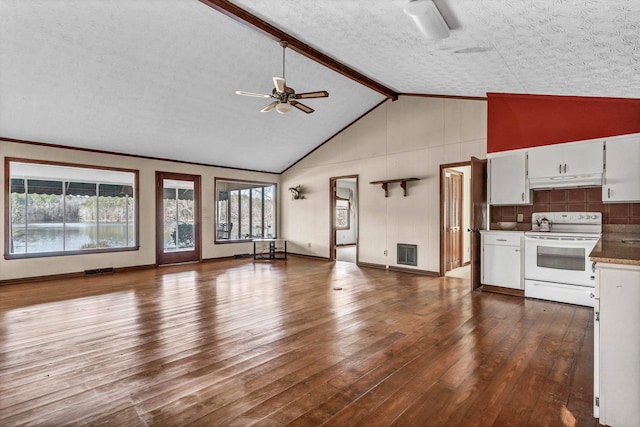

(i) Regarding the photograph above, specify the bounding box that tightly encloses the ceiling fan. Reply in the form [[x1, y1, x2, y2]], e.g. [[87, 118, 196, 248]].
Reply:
[[235, 41, 329, 114]]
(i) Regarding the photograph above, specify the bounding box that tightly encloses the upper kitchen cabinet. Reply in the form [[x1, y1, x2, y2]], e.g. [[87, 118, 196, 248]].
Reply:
[[603, 133, 640, 203], [528, 140, 604, 188], [488, 151, 530, 205]]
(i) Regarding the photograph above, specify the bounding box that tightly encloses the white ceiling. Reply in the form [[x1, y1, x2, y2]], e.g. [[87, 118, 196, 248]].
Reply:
[[2, 0, 639, 173]]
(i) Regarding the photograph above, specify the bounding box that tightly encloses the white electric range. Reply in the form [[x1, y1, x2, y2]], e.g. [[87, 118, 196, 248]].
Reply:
[[524, 212, 602, 307]]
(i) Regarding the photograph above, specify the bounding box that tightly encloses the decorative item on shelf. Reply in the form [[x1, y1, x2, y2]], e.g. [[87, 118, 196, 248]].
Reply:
[[289, 185, 305, 200], [370, 178, 420, 197]]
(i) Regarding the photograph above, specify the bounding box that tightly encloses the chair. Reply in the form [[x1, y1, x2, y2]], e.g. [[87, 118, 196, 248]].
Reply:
[[217, 222, 233, 239]]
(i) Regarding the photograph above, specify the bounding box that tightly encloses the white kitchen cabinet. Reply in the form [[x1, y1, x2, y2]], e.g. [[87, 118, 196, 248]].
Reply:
[[594, 263, 640, 426], [603, 134, 640, 203], [489, 151, 530, 205], [481, 232, 523, 289], [528, 140, 604, 179]]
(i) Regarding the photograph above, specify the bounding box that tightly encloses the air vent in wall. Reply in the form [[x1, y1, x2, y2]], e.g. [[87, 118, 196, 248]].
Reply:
[[397, 244, 417, 266]]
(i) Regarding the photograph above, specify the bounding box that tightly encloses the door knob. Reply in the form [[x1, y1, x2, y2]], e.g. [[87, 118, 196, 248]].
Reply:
[[467, 228, 479, 233]]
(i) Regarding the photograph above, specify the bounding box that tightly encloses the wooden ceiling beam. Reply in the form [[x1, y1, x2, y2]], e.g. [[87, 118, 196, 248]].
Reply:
[[199, 0, 399, 101]]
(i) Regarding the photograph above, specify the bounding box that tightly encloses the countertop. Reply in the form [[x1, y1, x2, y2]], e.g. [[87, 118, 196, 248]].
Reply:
[[590, 226, 640, 266]]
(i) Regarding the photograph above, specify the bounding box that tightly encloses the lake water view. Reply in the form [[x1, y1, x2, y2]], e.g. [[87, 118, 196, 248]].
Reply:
[[10, 222, 135, 253]]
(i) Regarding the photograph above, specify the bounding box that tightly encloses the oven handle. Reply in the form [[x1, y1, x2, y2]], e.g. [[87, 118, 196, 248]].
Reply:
[[525, 235, 600, 242]]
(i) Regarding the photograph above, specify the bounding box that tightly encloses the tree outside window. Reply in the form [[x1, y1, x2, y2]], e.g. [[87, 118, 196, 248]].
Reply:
[[7, 160, 137, 257]]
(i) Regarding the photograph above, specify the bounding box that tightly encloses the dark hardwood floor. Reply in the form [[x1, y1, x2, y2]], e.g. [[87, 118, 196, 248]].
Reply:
[[0, 257, 596, 426]]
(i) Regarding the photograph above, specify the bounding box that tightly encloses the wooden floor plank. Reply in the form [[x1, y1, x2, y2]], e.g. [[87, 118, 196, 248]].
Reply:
[[0, 257, 597, 426]]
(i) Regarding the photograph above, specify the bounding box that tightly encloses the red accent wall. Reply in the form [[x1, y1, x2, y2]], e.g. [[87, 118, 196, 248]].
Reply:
[[487, 93, 640, 153]]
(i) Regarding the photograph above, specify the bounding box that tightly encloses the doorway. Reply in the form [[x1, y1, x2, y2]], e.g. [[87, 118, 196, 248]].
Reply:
[[156, 172, 201, 266], [330, 176, 358, 263], [440, 158, 487, 288], [442, 165, 469, 278]]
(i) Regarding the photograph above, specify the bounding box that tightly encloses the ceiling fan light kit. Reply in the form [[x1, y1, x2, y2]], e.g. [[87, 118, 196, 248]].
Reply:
[[275, 102, 292, 114], [404, 0, 450, 39], [235, 41, 329, 114]]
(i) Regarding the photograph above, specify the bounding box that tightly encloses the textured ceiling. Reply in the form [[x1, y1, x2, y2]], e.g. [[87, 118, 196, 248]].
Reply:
[[0, 0, 384, 173], [2, 0, 639, 173], [232, 0, 640, 97]]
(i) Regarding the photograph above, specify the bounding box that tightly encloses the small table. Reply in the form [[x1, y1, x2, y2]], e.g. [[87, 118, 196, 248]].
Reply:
[[253, 239, 287, 260]]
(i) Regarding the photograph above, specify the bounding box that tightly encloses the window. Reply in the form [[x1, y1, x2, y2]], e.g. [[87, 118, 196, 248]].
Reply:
[[162, 179, 195, 251], [335, 196, 350, 230], [215, 179, 276, 241], [7, 159, 137, 258]]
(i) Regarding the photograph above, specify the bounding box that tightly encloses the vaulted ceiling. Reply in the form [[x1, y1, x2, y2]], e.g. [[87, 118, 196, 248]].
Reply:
[[2, 0, 638, 173]]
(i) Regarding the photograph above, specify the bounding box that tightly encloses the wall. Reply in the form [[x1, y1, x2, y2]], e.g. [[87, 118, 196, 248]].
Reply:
[[281, 96, 487, 273], [491, 188, 640, 226], [487, 93, 640, 153], [0, 140, 278, 281]]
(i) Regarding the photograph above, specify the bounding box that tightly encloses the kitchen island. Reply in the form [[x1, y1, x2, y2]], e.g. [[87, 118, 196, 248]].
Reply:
[[590, 226, 640, 426]]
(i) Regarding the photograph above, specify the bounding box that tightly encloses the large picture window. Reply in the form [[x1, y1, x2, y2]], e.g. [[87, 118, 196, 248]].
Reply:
[[215, 179, 276, 241], [6, 159, 138, 258]]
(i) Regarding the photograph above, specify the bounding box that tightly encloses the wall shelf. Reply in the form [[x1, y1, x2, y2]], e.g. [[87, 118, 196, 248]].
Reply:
[[370, 178, 420, 197]]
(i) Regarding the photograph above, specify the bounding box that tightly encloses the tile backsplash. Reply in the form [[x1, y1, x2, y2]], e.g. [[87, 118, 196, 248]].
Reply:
[[491, 188, 640, 225]]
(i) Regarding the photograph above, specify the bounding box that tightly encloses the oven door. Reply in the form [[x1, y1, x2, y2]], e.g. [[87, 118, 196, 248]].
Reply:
[[524, 235, 599, 286]]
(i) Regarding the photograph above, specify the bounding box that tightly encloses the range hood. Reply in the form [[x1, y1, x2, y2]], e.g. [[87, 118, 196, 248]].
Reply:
[[529, 173, 603, 189]]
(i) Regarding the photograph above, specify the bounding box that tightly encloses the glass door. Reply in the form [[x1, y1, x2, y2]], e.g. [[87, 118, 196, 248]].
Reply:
[[156, 172, 201, 265]]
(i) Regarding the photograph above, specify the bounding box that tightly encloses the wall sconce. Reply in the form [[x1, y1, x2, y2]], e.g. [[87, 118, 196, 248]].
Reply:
[[289, 185, 305, 200], [404, 0, 450, 39]]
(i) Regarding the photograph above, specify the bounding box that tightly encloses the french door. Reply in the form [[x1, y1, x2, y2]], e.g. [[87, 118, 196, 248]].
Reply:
[[156, 172, 201, 265]]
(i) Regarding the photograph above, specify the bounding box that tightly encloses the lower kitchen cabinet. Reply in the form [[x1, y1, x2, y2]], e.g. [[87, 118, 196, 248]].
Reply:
[[481, 231, 524, 290], [594, 263, 640, 425]]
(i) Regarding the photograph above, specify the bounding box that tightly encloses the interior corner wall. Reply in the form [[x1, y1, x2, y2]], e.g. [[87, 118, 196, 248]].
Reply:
[[0, 140, 279, 281], [487, 93, 640, 153], [280, 95, 487, 273]]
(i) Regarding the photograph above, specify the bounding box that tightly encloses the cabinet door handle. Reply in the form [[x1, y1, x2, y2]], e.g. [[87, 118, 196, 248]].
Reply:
[[515, 249, 520, 252], [558, 164, 562, 173], [563, 163, 567, 173], [608, 188, 611, 199], [496, 239, 508, 241], [521, 192, 524, 201]]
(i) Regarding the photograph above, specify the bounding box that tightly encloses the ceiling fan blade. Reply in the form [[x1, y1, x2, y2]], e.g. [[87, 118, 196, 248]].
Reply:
[[261, 101, 278, 112], [293, 90, 329, 99], [236, 90, 272, 98], [273, 77, 286, 93], [289, 100, 314, 114]]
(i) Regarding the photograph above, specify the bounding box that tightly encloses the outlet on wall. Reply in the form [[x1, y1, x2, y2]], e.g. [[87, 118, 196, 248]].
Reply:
[[517, 213, 524, 222]]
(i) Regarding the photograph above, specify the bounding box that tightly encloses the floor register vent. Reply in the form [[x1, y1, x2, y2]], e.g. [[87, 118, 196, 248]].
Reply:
[[84, 267, 114, 276], [397, 244, 417, 266]]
